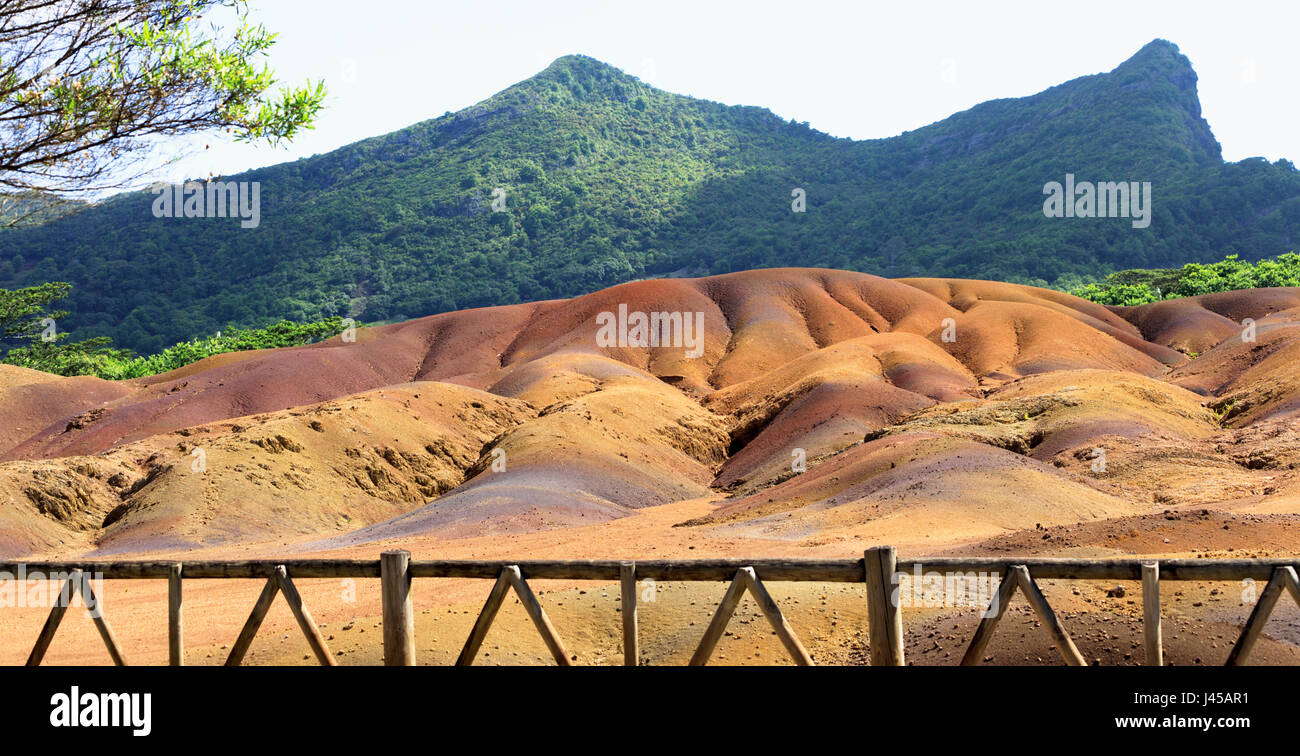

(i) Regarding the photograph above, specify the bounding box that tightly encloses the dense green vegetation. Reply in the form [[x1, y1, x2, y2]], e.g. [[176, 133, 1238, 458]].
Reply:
[[3, 248, 1296, 380], [1069, 253, 1300, 305], [1, 281, 349, 379], [2, 40, 1299, 353], [107, 318, 351, 378]]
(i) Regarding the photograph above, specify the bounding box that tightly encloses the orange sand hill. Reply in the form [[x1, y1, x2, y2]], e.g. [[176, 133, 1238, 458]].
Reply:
[[0, 269, 1298, 562]]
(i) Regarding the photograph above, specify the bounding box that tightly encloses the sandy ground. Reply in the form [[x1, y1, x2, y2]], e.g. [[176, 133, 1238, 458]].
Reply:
[[4, 275, 1300, 665], [7, 498, 1298, 666]]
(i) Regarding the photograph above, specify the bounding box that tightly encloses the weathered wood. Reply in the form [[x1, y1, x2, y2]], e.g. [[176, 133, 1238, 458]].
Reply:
[[503, 566, 572, 666], [1, 560, 382, 579], [225, 575, 280, 666], [381, 551, 415, 666], [1014, 566, 1086, 666], [961, 568, 1020, 666], [620, 561, 638, 667], [13, 550, 1300, 670], [0, 558, 862, 582], [864, 547, 904, 666], [456, 566, 572, 666], [168, 563, 183, 666], [740, 567, 813, 665], [25, 573, 79, 666], [415, 559, 867, 583], [456, 570, 515, 666], [80, 574, 127, 666], [1282, 566, 1300, 607], [1142, 562, 1162, 667], [1226, 567, 1294, 666], [900, 558, 1300, 582], [5, 557, 861, 582], [689, 570, 750, 666], [273, 567, 336, 666], [6, 556, 1300, 582], [25, 571, 125, 666]]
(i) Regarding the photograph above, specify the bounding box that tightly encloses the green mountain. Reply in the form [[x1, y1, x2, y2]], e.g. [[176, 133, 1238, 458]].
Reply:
[[2, 39, 1298, 353]]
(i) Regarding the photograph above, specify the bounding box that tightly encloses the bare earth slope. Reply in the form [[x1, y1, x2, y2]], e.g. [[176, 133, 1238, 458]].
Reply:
[[1, 269, 1298, 564]]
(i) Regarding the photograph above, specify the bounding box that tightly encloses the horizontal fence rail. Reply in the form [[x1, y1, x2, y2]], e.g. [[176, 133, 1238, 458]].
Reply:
[[5, 549, 1300, 667], [7, 556, 1300, 581]]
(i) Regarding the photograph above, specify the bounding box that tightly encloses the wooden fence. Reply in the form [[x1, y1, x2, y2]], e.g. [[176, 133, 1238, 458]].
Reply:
[[6, 548, 1300, 666]]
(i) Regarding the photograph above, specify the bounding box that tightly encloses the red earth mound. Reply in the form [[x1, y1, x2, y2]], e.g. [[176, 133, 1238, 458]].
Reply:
[[0, 270, 1297, 559]]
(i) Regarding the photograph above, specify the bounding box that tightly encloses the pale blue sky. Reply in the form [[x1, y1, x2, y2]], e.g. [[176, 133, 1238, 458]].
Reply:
[[164, 0, 1300, 183]]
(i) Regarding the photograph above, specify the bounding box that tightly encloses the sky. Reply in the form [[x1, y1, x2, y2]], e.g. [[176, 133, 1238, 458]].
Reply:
[[164, 0, 1300, 183]]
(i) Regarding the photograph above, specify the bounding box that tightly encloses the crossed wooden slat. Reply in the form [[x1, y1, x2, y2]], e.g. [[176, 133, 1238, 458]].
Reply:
[[457, 565, 572, 665], [961, 565, 1086, 666], [690, 567, 813, 666], [226, 566, 335, 666], [1226, 566, 1300, 666], [26, 570, 126, 666]]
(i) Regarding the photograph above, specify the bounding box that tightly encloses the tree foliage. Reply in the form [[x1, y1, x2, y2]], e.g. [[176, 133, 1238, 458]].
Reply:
[[0, 280, 349, 378], [100, 317, 350, 379], [0, 0, 325, 223], [1070, 253, 1300, 305], [0, 280, 71, 342]]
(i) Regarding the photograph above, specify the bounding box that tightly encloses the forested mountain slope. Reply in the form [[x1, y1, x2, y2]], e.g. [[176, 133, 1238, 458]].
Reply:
[[2, 39, 1297, 352]]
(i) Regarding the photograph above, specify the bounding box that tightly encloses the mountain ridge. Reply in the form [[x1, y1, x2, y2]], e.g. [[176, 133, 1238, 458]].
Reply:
[[1, 39, 1297, 353]]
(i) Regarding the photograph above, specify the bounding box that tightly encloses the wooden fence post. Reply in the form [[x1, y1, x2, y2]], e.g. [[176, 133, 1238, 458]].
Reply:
[[1141, 562, 1162, 666], [225, 574, 280, 666], [1013, 566, 1086, 666], [865, 546, 904, 666], [26, 573, 79, 666], [620, 561, 638, 667], [168, 563, 183, 666], [381, 550, 416, 666], [1226, 566, 1296, 665]]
